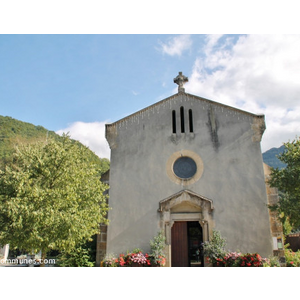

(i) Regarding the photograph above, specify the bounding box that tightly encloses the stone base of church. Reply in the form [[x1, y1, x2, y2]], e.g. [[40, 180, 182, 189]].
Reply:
[[96, 225, 107, 267]]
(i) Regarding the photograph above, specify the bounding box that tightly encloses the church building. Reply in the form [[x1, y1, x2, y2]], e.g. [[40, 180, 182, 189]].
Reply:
[[101, 72, 279, 267]]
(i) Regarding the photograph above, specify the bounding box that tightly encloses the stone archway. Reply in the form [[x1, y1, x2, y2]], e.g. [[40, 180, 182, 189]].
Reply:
[[158, 190, 214, 267]]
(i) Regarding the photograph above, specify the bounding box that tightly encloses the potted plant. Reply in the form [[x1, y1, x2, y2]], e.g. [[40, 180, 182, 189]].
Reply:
[[149, 231, 166, 267], [202, 230, 227, 266]]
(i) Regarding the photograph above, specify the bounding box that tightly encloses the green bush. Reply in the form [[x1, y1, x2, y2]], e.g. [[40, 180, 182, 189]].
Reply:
[[263, 256, 281, 267], [149, 231, 166, 266], [202, 230, 227, 266], [284, 248, 300, 267], [57, 246, 94, 267]]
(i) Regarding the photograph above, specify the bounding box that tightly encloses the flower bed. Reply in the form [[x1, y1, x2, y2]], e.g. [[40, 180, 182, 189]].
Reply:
[[237, 253, 266, 267], [128, 252, 150, 266], [102, 251, 166, 267], [210, 252, 268, 267], [202, 230, 283, 267], [102, 231, 167, 267]]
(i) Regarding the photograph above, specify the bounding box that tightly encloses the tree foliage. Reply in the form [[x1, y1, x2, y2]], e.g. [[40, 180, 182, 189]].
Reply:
[[0, 135, 109, 260], [269, 137, 300, 231], [57, 244, 95, 267]]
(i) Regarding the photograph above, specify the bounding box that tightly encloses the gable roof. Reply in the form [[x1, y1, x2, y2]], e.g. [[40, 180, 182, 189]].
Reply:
[[106, 92, 264, 128], [158, 189, 214, 212]]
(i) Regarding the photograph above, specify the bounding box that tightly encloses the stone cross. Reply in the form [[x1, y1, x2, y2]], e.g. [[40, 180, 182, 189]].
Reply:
[[174, 72, 188, 93]]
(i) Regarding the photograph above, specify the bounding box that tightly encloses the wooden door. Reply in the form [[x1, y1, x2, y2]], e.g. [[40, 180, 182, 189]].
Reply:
[[171, 221, 189, 267]]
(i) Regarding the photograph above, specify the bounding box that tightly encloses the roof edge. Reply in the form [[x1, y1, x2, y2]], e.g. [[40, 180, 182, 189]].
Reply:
[[106, 92, 265, 127], [158, 189, 214, 211]]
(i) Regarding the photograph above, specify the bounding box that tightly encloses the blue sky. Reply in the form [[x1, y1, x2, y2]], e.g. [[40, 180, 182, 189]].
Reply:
[[1, 34, 300, 158]]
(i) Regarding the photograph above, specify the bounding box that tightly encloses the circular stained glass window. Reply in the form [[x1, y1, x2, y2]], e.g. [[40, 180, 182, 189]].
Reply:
[[173, 156, 197, 179]]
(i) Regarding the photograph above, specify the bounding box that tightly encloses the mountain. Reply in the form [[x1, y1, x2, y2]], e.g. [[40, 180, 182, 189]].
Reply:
[[262, 145, 286, 169], [0, 115, 109, 173]]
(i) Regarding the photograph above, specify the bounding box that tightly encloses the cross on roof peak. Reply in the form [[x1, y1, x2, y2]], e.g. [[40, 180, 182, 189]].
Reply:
[[173, 72, 188, 93]]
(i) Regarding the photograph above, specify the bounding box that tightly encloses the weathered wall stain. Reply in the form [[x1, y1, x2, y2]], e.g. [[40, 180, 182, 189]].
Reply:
[[207, 106, 220, 151]]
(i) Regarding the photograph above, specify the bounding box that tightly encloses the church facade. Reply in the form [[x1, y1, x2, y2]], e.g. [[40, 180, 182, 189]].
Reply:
[[103, 72, 275, 267]]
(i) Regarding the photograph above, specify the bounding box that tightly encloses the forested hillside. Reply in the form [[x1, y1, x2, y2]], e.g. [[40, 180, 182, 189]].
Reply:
[[262, 145, 286, 170], [0, 115, 109, 174]]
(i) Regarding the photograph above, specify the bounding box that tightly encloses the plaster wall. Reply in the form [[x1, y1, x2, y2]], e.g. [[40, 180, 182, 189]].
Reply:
[[106, 93, 273, 257]]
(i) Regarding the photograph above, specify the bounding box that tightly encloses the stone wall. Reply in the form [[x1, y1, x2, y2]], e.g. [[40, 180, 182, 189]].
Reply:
[[96, 225, 107, 267], [264, 163, 285, 259], [95, 170, 109, 267]]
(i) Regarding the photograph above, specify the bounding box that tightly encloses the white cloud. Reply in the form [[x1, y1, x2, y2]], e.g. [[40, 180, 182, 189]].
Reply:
[[158, 35, 192, 56], [186, 34, 300, 151], [56, 121, 110, 159]]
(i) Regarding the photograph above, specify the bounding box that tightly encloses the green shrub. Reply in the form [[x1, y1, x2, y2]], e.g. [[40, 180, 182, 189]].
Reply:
[[285, 248, 300, 267], [263, 256, 281, 267], [149, 231, 166, 266], [202, 230, 227, 266], [57, 246, 94, 267], [102, 253, 118, 267]]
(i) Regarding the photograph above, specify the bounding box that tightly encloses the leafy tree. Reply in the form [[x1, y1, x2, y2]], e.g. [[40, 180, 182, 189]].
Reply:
[[97, 158, 110, 175], [269, 137, 300, 232], [0, 135, 109, 265]]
